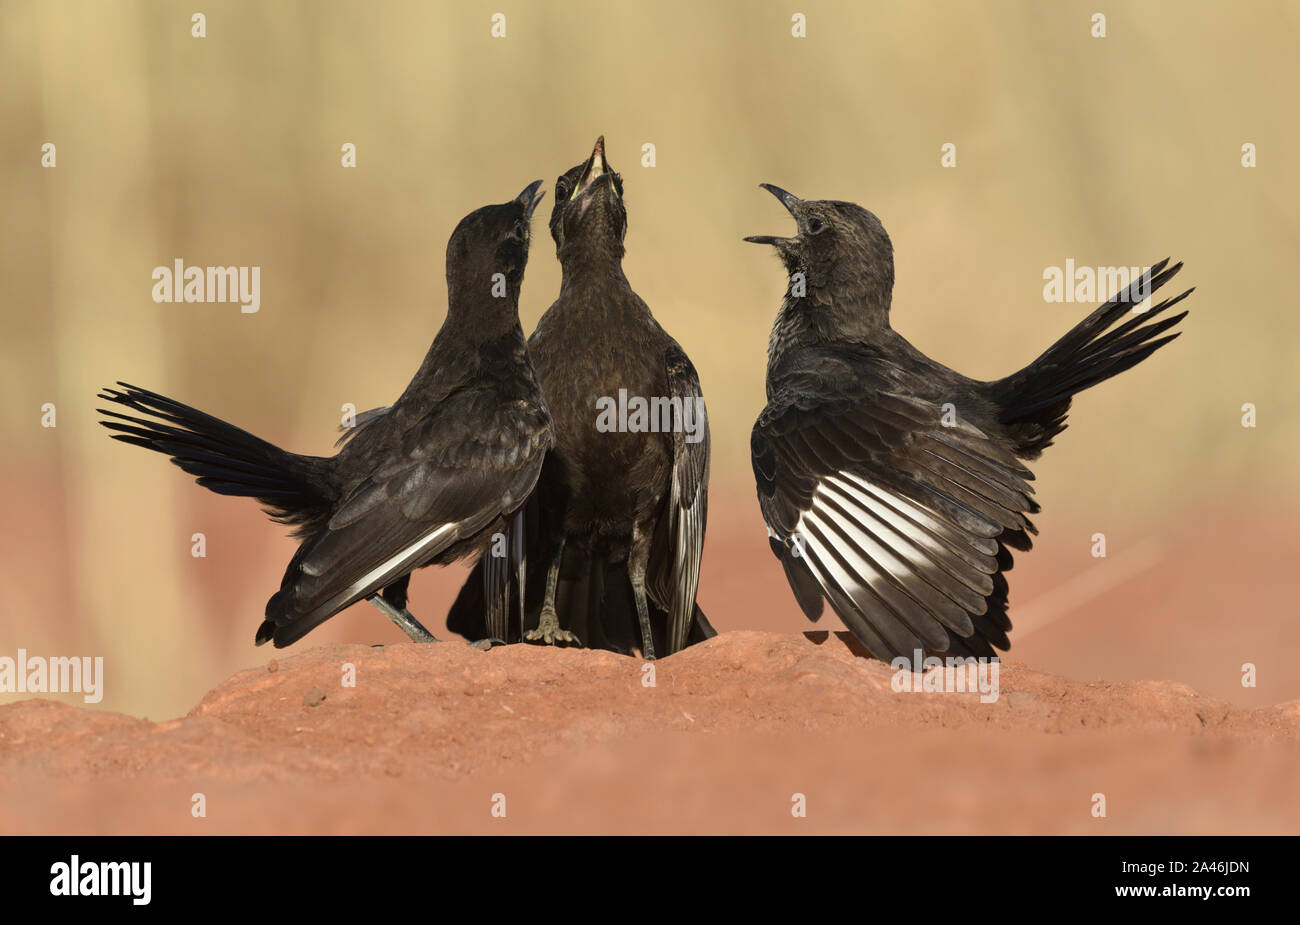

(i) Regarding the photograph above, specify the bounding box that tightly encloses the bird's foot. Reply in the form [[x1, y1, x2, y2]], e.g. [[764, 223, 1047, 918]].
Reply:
[[468, 637, 508, 651], [524, 611, 581, 646]]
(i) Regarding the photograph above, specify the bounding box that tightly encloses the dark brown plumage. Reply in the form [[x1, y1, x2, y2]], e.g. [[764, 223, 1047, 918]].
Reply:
[[448, 138, 713, 658], [97, 183, 553, 648], [746, 183, 1192, 661]]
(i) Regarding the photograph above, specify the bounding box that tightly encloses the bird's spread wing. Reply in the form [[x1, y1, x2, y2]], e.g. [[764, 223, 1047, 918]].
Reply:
[[752, 382, 1037, 661], [264, 389, 549, 644], [649, 345, 709, 656]]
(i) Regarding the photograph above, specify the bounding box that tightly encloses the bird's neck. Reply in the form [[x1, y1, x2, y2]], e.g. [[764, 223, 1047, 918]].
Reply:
[[441, 291, 527, 347], [767, 284, 891, 370], [558, 250, 630, 295]]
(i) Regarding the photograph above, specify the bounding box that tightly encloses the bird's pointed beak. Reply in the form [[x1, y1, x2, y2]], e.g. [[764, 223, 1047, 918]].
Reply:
[[743, 233, 792, 246], [759, 183, 802, 216], [744, 182, 802, 246], [517, 179, 546, 218], [573, 135, 614, 199]]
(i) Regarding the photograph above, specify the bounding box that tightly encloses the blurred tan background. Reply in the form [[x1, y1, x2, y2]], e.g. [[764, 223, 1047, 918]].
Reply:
[[2, 0, 1296, 719]]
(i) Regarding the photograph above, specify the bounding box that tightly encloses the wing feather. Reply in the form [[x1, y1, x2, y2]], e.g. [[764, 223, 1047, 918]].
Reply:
[[754, 368, 1036, 659]]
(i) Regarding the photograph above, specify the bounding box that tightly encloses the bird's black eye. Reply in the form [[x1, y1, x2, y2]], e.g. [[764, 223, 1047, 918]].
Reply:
[[808, 216, 826, 234], [612, 174, 624, 198], [555, 179, 569, 200], [512, 221, 528, 240]]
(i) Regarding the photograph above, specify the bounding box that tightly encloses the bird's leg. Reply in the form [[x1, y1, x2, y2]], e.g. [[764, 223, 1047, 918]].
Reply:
[[367, 593, 439, 643], [627, 533, 657, 661], [628, 571, 656, 661], [524, 537, 580, 646]]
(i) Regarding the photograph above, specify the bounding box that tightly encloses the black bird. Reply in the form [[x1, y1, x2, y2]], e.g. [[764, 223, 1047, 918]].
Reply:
[[97, 182, 553, 648], [745, 184, 1191, 662], [447, 137, 714, 659]]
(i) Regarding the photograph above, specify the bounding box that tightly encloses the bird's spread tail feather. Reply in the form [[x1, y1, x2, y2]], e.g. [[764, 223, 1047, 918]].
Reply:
[[992, 259, 1192, 458], [97, 382, 331, 531]]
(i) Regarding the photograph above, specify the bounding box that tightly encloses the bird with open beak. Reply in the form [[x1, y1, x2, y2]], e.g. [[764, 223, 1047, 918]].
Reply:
[[448, 137, 715, 659], [745, 182, 1191, 663]]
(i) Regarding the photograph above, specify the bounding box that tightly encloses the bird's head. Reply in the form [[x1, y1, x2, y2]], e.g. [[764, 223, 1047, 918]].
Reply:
[[446, 180, 546, 303], [550, 136, 627, 264], [745, 184, 894, 307]]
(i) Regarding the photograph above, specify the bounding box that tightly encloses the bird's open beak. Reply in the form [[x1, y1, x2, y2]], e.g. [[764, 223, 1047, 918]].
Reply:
[[760, 183, 802, 215], [517, 179, 546, 219], [573, 136, 616, 200], [744, 183, 802, 246]]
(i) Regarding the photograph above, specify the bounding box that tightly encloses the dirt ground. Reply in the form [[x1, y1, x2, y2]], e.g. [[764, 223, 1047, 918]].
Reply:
[[2, 631, 1296, 835]]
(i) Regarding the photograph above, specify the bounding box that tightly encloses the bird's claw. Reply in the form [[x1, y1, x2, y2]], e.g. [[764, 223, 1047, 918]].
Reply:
[[524, 612, 582, 647], [468, 637, 508, 650]]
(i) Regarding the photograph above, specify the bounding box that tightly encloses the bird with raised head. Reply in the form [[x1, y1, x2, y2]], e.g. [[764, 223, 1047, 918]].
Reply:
[[448, 137, 714, 659], [745, 183, 1192, 662], [98, 182, 552, 648]]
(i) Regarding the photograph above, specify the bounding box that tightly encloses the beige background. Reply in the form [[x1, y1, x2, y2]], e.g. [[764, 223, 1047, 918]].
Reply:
[[1, 0, 1296, 718]]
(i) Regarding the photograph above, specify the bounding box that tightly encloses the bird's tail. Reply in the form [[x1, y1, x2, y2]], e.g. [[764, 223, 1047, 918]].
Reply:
[[97, 382, 333, 532], [990, 259, 1192, 459], [446, 541, 715, 654]]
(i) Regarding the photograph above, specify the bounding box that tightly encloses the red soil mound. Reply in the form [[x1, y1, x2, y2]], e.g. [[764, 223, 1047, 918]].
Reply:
[[2, 632, 1296, 834]]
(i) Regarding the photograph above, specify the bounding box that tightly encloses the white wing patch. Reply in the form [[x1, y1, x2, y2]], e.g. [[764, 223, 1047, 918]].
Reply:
[[321, 521, 459, 615], [790, 471, 1006, 648]]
